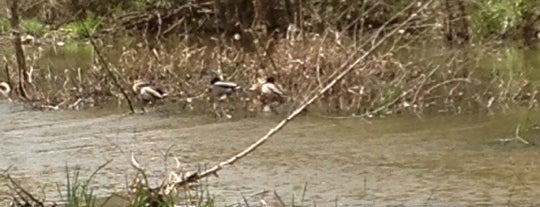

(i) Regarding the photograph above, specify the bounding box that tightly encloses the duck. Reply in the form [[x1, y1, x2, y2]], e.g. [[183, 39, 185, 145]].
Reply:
[[21, 35, 36, 45], [250, 76, 286, 112], [209, 77, 242, 118], [210, 77, 241, 99], [0, 82, 11, 101], [132, 80, 168, 104]]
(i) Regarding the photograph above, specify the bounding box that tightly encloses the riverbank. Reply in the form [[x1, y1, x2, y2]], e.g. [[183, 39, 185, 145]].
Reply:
[[1, 32, 539, 118]]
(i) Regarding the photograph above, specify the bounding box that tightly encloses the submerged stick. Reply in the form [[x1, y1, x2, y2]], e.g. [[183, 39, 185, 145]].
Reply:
[[163, 0, 434, 189]]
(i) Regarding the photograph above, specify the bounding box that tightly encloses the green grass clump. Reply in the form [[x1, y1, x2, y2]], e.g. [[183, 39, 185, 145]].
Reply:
[[470, 0, 538, 38], [64, 17, 103, 38], [64, 167, 98, 207], [21, 19, 46, 36], [0, 17, 11, 35]]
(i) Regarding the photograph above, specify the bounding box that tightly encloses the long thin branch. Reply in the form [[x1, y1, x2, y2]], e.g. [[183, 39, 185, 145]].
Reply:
[[78, 19, 136, 113], [164, 0, 434, 189]]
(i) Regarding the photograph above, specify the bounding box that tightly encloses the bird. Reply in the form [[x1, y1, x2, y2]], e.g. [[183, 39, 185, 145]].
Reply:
[[209, 77, 242, 118], [250, 76, 286, 112], [21, 35, 36, 45], [210, 77, 242, 99], [132, 80, 168, 104], [0, 82, 11, 102]]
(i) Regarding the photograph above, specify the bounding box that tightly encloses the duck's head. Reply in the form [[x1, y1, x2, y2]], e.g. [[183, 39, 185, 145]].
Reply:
[[132, 80, 149, 92], [210, 77, 221, 85], [266, 77, 276, 83], [249, 77, 266, 91]]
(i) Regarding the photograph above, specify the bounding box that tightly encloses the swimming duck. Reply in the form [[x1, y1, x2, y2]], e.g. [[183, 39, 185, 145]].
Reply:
[[210, 77, 241, 99], [0, 82, 10, 98], [250, 76, 286, 112], [209, 77, 242, 118], [132, 80, 168, 103]]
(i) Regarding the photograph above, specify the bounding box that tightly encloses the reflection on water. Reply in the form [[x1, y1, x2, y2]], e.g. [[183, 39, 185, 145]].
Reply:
[[1, 100, 540, 206]]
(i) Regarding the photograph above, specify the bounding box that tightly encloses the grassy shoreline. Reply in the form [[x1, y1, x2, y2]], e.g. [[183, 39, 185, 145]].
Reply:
[[0, 31, 538, 117]]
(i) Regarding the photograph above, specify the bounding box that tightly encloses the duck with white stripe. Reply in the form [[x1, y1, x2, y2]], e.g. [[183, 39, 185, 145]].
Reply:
[[209, 77, 242, 118], [250, 76, 286, 112], [132, 80, 168, 104], [210, 77, 242, 99]]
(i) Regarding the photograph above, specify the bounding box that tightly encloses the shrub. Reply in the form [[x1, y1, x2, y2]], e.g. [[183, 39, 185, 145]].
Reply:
[[21, 19, 46, 36], [0, 17, 10, 35], [64, 16, 103, 38], [470, 0, 538, 38]]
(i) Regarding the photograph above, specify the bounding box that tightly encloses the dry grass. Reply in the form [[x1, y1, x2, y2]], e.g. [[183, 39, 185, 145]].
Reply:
[[0, 28, 537, 115], [0, 0, 534, 115]]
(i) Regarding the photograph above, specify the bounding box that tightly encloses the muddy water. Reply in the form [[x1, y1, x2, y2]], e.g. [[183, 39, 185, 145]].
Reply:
[[1, 100, 540, 206]]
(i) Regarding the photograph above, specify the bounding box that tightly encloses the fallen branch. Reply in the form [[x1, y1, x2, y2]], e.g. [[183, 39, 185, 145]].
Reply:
[[82, 24, 136, 114], [161, 0, 434, 190]]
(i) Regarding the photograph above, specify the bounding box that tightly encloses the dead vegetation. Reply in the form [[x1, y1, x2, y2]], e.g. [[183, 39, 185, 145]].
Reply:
[[1, 29, 537, 116]]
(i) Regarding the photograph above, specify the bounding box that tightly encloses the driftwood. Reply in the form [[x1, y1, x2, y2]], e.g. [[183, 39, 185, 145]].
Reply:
[[130, 0, 435, 194]]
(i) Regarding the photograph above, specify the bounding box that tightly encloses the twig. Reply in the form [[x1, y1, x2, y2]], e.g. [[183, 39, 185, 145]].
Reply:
[[87, 159, 113, 184], [412, 65, 440, 105], [514, 124, 531, 145], [360, 89, 413, 118], [315, 31, 330, 89], [4, 62, 12, 92], [3, 174, 45, 206], [130, 152, 150, 186], [241, 194, 250, 207], [273, 190, 286, 207], [425, 78, 471, 94], [301, 182, 308, 206]]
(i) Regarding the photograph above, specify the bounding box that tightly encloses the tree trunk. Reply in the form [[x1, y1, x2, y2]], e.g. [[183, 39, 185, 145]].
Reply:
[[284, 0, 294, 24], [214, 0, 226, 31], [253, 0, 276, 33], [215, 0, 253, 33], [237, 0, 253, 29], [8, 0, 30, 100], [444, 0, 469, 45], [71, 0, 87, 19]]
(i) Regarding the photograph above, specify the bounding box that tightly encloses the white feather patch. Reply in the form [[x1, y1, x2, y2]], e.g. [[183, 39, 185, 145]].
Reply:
[[261, 83, 284, 96], [214, 81, 240, 89]]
